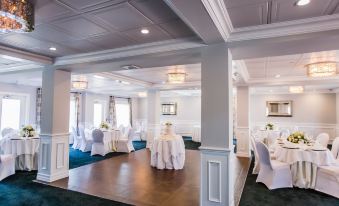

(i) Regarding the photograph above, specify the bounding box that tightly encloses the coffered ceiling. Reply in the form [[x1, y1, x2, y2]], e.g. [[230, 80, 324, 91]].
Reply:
[[0, 0, 195, 57], [225, 0, 339, 28]]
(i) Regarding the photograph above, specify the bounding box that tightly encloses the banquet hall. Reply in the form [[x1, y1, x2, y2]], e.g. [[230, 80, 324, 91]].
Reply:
[[0, 0, 339, 206]]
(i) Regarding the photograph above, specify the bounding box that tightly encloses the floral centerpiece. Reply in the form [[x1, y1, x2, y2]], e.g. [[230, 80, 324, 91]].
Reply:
[[20, 125, 35, 137], [164, 122, 172, 126], [266, 123, 274, 130], [287, 131, 309, 144], [100, 122, 110, 130]]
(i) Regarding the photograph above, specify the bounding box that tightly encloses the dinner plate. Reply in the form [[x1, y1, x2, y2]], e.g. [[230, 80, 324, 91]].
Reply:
[[311, 148, 327, 151], [282, 146, 299, 149]]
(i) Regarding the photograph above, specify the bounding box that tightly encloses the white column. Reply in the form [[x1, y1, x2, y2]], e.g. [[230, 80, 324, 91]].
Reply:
[[236, 86, 251, 157], [200, 43, 234, 206], [146, 90, 160, 148], [37, 68, 71, 182]]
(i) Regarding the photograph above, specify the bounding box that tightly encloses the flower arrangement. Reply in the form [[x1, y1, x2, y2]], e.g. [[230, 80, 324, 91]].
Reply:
[[20, 125, 35, 137], [100, 122, 110, 130], [266, 123, 274, 130], [164, 122, 172, 126], [287, 131, 309, 144]]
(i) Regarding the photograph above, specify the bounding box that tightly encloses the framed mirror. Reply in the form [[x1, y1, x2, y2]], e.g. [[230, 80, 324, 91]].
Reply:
[[161, 103, 177, 115], [266, 101, 292, 117]]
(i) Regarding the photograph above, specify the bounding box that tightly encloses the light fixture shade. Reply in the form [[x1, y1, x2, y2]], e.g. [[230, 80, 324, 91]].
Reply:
[[72, 80, 88, 90], [306, 62, 337, 77], [167, 72, 187, 84], [0, 0, 34, 33], [289, 86, 304, 93]]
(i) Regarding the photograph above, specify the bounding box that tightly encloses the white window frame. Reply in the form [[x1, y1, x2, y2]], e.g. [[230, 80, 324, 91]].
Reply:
[[93, 100, 106, 127]]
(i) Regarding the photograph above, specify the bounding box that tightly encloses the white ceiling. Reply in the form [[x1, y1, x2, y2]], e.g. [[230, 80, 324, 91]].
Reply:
[[225, 0, 339, 28]]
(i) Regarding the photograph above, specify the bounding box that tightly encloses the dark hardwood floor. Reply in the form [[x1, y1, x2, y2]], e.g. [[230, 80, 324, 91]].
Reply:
[[49, 149, 250, 206]]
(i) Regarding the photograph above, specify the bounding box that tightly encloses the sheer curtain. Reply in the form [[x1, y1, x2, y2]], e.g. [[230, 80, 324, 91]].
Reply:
[[128, 98, 133, 127], [74, 93, 81, 135], [35, 88, 42, 131], [108, 96, 117, 128]]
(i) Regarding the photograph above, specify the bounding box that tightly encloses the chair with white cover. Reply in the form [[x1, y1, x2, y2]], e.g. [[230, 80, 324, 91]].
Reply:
[[316, 133, 330, 148], [71, 127, 81, 150], [116, 127, 135, 153], [255, 141, 293, 190], [1, 128, 14, 138], [0, 154, 15, 181], [250, 135, 260, 174], [91, 129, 110, 156], [79, 126, 93, 152], [280, 129, 290, 138], [314, 137, 339, 198]]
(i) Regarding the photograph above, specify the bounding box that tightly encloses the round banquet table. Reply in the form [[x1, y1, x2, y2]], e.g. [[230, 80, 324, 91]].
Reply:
[[151, 135, 185, 170], [273, 142, 336, 189], [85, 129, 121, 152], [0, 137, 40, 171]]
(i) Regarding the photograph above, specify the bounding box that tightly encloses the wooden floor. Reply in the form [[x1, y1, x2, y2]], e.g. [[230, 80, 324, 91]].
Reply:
[[49, 149, 250, 206]]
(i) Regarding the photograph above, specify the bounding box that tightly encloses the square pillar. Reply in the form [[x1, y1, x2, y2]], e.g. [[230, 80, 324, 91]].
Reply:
[[200, 43, 234, 206], [236, 86, 251, 157], [146, 90, 160, 148], [37, 68, 71, 182]]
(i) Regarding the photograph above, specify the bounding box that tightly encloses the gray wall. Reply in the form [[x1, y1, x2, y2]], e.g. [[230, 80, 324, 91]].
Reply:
[[250, 93, 336, 124]]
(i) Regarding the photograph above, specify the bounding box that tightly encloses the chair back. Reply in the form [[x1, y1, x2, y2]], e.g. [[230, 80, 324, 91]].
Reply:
[[280, 129, 290, 138], [1, 128, 14, 138], [92, 129, 104, 143], [316, 133, 330, 147], [255, 141, 272, 170], [250, 135, 259, 157], [72, 127, 78, 138], [331, 137, 339, 159], [79, 126, 86, 140]]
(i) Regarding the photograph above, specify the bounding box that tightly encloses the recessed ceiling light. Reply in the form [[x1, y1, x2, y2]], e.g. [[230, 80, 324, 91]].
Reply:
[[275, 74, 281, 78], [141, 28, 149, 34], [296, 0, 310, 6], [49, 47, 56, 51]]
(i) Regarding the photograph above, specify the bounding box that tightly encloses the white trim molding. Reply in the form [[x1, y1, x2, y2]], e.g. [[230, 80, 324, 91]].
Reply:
[[54, 37, 205, 66], [201, 0, 233, 41], [229, 13, 339, 42]]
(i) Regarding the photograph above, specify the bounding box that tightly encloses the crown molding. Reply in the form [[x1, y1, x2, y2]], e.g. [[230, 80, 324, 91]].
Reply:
[[228, 14, 339, 42], [201, 0, 233, 42], [247, 75, 339, 86], [54, 37, 205, 66], [153, 81, 200, 90], [0, 45, 53, 65]]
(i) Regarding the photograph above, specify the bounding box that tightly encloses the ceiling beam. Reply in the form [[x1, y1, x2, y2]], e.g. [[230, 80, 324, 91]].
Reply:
[[247, 76, 339, 87], [99, 72, 153, 88], [0, 45, 53, 65]]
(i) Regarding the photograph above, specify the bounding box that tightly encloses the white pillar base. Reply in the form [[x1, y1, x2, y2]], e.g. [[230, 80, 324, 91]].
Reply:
[[235, 127, 251, 158], [200, 147, 234, 206], [37, 133, 69, 182]]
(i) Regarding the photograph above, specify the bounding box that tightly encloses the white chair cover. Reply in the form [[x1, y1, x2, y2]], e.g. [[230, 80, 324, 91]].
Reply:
[[71, 127, 81, 150], [255, 141, 293, 190], [250, 136, 260, 174], [331, 137, 339, 159], [280, 129, 290, 138], [116, 127, 135, 153], [79, 126, 92, 152], [91, 129, 111, 156], [316, 133, 330, 148], [315, 164, 339, 198], [1, 128, 15, 138], [0, 154, 15, 181]]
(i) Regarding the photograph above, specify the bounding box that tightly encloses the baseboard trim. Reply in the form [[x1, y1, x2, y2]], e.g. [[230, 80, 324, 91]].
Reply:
[[37, 170, 69, 183]]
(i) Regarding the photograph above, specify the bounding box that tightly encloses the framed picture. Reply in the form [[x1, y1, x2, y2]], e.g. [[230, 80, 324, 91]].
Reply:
[[161, 103, 177, 115], [266, 101, 292, 117]]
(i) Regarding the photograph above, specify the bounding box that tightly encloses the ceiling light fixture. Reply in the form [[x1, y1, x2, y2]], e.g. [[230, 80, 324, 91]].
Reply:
[[0, 0, 34, 33], [72, 80, 88, 90], [296, 0, 310, 6], [138, 92, 147, 98], [306, 62, 337, 77], [289, 86, 304, 93], [141, 28, 149, 34], [49, 47, 56, 51], [275, 74, 281, 78], [167, 72, 187, 84]]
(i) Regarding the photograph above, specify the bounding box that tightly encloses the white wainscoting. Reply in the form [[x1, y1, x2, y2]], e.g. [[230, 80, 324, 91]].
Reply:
[[252, 122, 337, 143]]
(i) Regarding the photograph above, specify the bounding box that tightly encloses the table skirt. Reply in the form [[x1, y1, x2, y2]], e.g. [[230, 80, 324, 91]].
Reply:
[[15, 153, 38, 171], [291, 162, 318, 189]]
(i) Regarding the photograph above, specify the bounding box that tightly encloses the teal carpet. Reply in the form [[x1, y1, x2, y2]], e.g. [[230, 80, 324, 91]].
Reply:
[[239, 157, 339, 206], [182, 136, 201, 150]]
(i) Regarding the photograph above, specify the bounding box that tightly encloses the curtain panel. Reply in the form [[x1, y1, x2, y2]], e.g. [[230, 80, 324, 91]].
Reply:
[[74, 92, 81, 135], [35, 88, 42, 131], [108, 96, 117, 128], [128, 98, 133, 127]]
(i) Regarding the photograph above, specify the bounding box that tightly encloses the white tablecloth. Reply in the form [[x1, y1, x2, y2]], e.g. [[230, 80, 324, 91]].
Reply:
[[151, 135, 185, 170], [0, 137, 40, 171], [85, 129, 121, 152], [274, 143, 336, 188]]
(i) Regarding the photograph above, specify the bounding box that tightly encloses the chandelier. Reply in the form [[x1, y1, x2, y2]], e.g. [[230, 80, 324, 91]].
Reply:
[[72, 80, 88, 90], [167, 72, 187, 84], [289, 86, 304, 93], [0, 0, 34, 33], [306, 62, 337, 77]]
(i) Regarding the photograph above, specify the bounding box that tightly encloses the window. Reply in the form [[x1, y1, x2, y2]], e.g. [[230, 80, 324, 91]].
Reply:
[[116, 99, 130, 127], [1, 98, 21, 130], [69, 99, 76, 132], [93, 102, 103, 127]]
